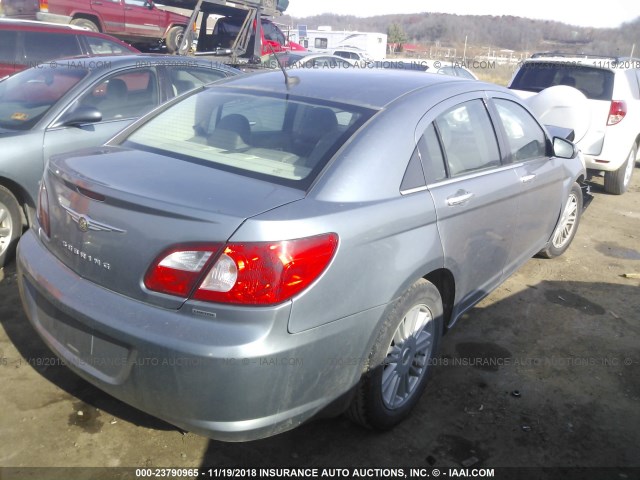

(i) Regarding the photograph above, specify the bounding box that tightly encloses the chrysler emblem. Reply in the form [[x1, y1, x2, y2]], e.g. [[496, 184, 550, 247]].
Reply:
[[60, 204, 126, 234], [77, 216, 89, 232]]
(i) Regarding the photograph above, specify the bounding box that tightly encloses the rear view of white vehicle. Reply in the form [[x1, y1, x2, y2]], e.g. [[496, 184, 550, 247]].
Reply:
[[509, 54, 640, 194]]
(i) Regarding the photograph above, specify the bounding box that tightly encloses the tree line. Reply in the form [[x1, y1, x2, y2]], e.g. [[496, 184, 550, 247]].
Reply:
[[282, 12, 639, 57]]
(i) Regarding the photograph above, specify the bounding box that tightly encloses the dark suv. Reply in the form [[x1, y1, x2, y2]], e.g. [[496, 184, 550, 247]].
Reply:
[[0, 18, 138, 78]]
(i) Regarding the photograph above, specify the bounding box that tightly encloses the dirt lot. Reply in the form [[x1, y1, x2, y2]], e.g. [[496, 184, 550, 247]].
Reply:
[[1, 171, 639, 476]]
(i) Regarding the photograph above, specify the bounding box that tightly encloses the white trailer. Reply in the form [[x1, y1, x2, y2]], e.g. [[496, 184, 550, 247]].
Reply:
[[290, 26, 387, 60]]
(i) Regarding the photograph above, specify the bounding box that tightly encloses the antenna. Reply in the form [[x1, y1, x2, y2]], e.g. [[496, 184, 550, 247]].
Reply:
[[266, 42, 300, 89]]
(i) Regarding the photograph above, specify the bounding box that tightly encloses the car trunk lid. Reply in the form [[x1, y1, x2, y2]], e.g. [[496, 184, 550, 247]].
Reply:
[[44, 146, 304, 309]]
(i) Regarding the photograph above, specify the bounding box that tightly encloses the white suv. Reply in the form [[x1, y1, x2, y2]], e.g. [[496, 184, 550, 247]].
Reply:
[[509, 54, 640, 194]]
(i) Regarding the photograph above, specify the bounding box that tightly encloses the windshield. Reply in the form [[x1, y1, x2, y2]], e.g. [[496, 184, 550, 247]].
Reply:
[[123, 87, 374, 189], [0, 67, 88, 130]]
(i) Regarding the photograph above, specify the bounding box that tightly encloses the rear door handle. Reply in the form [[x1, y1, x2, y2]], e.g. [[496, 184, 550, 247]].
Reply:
[[520, 174, 536, 183], [446, 191, 474, 206]]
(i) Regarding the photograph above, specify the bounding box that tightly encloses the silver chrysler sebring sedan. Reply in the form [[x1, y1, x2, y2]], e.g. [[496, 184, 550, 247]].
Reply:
[[17, 68, 586, 441]]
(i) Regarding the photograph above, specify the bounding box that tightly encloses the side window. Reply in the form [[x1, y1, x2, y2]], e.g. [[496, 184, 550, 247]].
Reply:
[[169, 67, 227, 96], [0, 31, 18, 64], [401, 146, 427, 193], [22, 32, 81, 65], [314, 38, 328, 49], [86, 37, 130, 55], [434, 100, 501, 176], [76, 69, 158, 122], [262, 22, 285, 45], [494, 99, 546, 162], [418, 123, 447, 182]]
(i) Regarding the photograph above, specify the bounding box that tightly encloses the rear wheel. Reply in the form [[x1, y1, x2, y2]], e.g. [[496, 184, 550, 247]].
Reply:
[[165, 26, 185, 54], [347, 279, 443, 430], [604, 143, 637, 195], [539, 182, 582, 258], [70, 17, 100, 32], [0, 186, 22, 268]]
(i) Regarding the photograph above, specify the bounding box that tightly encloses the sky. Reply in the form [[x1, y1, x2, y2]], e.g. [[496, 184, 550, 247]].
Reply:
[[285, 0, 640, 29]]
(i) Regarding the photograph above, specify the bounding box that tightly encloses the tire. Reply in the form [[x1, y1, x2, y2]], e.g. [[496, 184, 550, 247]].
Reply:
[[165, 26, 185, 54], [70, 17, 100, 32], [347, 279, 443, 430], [539, 182, 583, 259], [0, 185, 22, 268], [604, 143, 637, 195]]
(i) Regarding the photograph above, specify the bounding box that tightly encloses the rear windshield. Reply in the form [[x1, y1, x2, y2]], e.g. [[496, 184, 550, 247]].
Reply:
[[123, 87, 374, 189], [511, 62, 614, 100], [0, 67, 88, 130]]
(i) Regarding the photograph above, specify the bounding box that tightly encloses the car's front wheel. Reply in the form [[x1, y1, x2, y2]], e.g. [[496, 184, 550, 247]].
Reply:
[[604, 143, 637, 195], [347, 279, 443, 430], [0, 185, 22, 268], [539, 182, 583, 259]]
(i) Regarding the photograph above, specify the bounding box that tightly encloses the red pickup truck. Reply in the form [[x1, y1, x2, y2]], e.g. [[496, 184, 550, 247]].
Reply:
[[2, 0, 191, 52]]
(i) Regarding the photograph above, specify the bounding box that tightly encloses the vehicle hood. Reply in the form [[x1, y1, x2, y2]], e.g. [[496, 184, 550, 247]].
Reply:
[[44, 146, 304, 308]]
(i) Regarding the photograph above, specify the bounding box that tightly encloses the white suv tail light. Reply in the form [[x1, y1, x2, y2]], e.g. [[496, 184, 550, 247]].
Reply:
[[607, 100, 627, 125]]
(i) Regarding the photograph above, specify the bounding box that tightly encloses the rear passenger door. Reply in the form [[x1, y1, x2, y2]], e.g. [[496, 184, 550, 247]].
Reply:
[[123, 0, 162, 38], [419, 94, 520, 315], [93, 0, 126, 34]]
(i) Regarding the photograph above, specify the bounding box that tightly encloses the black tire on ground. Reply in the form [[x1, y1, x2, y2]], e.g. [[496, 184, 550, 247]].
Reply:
[[604, 143, 637, 195], [347, 279, 443, 430], [165, 26, 185, 54], [539, 182, 583, 259], [70, 17, 100, 32], [0, 185, 22, 268]]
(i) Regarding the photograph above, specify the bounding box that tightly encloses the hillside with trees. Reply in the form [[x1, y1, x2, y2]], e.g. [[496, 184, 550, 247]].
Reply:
[[281, 12, 639, 58]]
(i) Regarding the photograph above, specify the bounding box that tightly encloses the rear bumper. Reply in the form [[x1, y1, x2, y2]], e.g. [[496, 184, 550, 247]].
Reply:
[[36, 12, 72, 24], [17, 229, 382, 441]]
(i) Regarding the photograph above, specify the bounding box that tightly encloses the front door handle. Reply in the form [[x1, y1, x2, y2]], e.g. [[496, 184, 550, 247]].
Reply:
[[447, 191, 474, 206]]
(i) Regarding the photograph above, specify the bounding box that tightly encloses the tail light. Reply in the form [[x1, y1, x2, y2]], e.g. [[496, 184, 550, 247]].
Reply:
[[36, 182, 50, 237], [144, 234, 338, 305], [39, 0, 49, 12], [607, 100, 627, 125]]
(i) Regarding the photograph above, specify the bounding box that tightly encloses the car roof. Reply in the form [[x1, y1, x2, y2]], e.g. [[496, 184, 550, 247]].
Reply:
[[22, 53, 241, 75], [0, 18, 90, 32], [209, 68, 486, 109], [0, 18, 139, 50]]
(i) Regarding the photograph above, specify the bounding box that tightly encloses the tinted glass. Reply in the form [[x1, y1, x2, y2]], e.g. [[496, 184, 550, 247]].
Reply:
[[0, 68, 88, 130], [169, 67, 227, 96], [511, 63, 614, 100], [0, 31, 17, 64], [435, 100, 501, 176], [123, 88, 374, 189], [76, 69, 158, 122], [86, 36, 131, 55], [419, 123, 447, 182], [494, 99, 546, 162], [22, 32, 81, 66]]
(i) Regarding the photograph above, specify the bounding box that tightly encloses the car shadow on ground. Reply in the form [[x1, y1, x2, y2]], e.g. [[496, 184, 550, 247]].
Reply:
[[0, 261, 177, 433], [195, 278, 640, 468]]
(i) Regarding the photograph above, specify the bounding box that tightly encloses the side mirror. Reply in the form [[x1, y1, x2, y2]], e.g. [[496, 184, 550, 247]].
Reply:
[[58, 106, 102, 127], [553, 136, 578, 159], [145, 0, 154, 9]]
